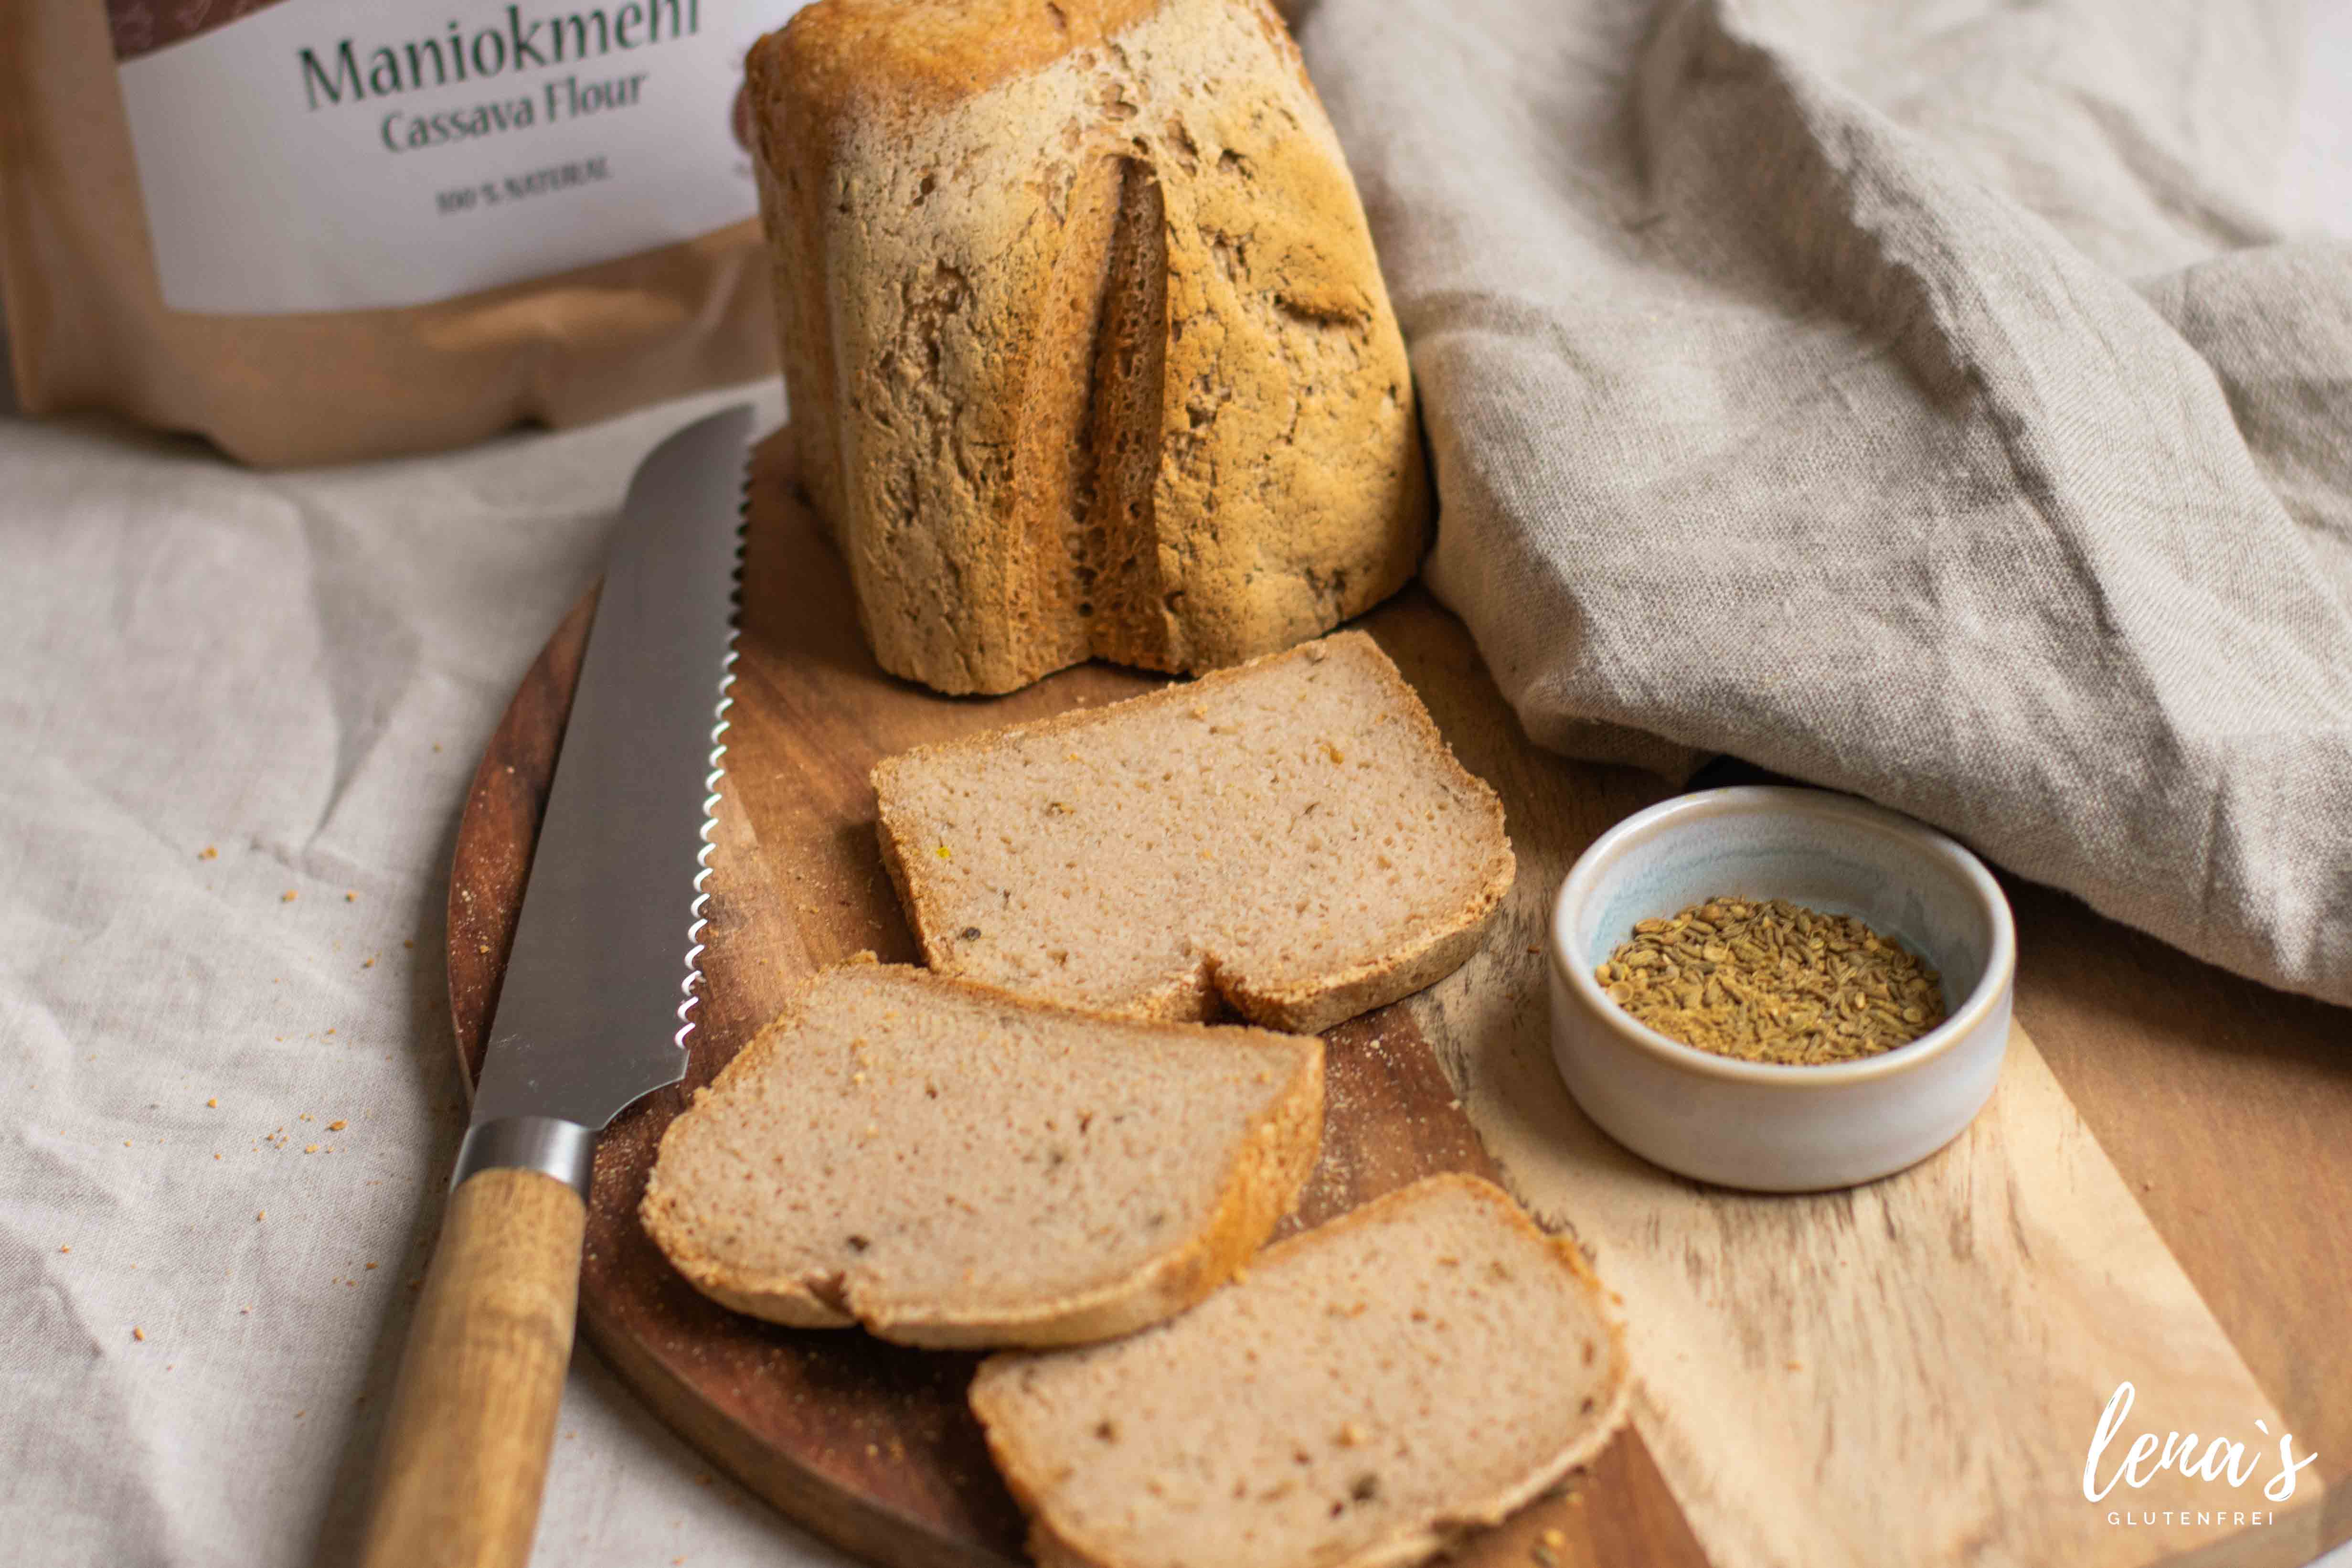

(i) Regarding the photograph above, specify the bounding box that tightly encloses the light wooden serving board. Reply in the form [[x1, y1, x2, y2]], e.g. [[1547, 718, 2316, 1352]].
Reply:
[[447, 427, 2348, 1568]]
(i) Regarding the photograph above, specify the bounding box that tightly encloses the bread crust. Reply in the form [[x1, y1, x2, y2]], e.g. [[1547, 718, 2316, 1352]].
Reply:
[[872, 631, 1515, 1034], [747, 0, 1430, 695], [638, 963, 1324, 1348], [970, 1174, 1632, 1568]]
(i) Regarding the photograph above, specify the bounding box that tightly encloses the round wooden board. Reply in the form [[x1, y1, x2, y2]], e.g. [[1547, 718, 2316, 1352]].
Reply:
[[446, 427, 1714, 1568]]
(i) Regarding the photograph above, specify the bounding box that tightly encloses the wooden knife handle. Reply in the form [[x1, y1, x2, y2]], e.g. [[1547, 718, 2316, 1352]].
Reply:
[[357, 1166, 586, 1568]]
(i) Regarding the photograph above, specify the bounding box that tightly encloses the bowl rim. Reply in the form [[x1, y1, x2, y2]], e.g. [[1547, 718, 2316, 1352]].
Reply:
[[1549, 785, 2016, 1087]]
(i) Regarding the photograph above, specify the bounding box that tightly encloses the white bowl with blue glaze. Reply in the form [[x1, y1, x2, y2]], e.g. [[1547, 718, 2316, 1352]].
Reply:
[[1548, 786, 2015, 1192]]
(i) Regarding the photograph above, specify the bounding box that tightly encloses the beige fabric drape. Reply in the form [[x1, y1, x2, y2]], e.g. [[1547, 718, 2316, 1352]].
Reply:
[[1302, 0, 2352, 1008], [0, 380, 855, 1566]]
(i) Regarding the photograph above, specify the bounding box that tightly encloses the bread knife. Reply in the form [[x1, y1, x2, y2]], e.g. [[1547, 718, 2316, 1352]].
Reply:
[[356, 405, 753, 1568]]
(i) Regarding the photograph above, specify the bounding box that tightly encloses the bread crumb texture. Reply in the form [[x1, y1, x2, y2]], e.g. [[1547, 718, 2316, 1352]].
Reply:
[[748, 0, 1430, 693], [640, 963, 1323, 1348], [873, 632, 1513, 1033], [971, 1173, 1629, 1568]]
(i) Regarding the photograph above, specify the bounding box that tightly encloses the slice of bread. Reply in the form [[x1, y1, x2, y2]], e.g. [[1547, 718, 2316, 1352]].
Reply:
[[871, 631, 1514, 1035], [970, 1174, 1629, 1568], [639, 961, 1323, 1349]]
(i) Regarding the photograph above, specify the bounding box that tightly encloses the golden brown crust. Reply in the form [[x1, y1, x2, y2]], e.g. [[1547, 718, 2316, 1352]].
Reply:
[[638, 963, 1324, 1348], [756, 0, 1169, 125], [745, 0, 1428, 695], [969, 1174, 1633, 1568]]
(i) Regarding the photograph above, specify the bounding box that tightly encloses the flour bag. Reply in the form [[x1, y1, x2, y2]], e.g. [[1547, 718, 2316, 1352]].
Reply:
[[0, 0, 803, 465]]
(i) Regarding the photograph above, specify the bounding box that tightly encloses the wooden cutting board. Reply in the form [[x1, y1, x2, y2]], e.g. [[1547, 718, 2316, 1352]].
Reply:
[[447, 426, 2348, 1568]]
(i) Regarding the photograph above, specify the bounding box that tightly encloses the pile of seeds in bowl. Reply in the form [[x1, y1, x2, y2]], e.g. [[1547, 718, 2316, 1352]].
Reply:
[[1595, 896, 1948, 1066]]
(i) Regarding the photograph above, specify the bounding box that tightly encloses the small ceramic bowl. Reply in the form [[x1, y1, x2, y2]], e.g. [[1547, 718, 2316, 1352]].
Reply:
[[1547, 786, 2015, 1192]]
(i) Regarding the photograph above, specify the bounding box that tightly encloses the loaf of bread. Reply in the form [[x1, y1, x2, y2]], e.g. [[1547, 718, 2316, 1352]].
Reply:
[[746, 0, 1430, 695], [971, 1173, 1630, 1568], [639, 961, 1323, 1348], [872, 631, 1513, 1034]]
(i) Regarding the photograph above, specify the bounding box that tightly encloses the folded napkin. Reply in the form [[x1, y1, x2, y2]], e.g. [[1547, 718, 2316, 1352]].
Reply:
[[1302, 0, 2352, 1007]]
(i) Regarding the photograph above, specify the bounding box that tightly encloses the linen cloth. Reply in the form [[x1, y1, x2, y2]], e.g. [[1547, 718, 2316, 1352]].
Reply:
[[0, 5, 2348, 1568], [0, 381, 855, 1567], [1300, 0, 2352, 1007]]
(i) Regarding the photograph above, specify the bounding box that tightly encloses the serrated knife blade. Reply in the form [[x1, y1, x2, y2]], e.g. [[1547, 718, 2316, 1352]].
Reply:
[[356, 404, 755, 1568], [464, 403, 753, 1163]]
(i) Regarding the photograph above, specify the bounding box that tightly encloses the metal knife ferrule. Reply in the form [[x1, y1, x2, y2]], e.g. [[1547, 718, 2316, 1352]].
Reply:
[[452, 1115, 596, 1200]]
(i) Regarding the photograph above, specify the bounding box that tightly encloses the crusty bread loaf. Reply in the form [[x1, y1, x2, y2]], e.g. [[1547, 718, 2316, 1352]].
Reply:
[[872, 631, 1513, 1034], [970, 1173, 1630, 1568], [746, 0, 1430, 695], [640, 961, 1323, 1348]]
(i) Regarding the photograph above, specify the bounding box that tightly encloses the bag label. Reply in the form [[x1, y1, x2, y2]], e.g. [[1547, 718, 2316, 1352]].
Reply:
[[107, 0, 800, 315]]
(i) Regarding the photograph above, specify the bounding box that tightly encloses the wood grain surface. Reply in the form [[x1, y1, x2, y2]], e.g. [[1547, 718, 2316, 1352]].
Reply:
[[447, 426, 2348, 1568], [357, 1167, 586, 1568], [448, 430, 1708, 1568], [1361, 619, 2336, 1568]]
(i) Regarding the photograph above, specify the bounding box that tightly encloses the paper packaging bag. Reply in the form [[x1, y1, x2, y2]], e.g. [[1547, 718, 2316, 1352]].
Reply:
[[0, 0, 804, 467]]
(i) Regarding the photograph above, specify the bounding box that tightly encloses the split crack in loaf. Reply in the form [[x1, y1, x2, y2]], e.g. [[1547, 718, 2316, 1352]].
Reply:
[[747, 0, 1431, 695]]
